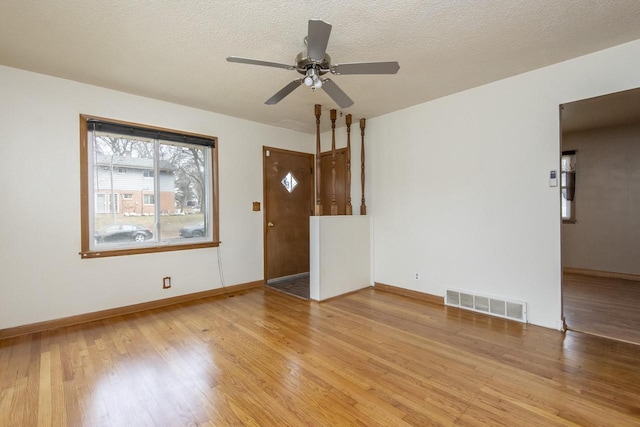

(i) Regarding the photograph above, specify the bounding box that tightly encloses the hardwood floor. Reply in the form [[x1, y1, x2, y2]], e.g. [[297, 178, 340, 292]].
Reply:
[[563, 272, 640, 345], [1, 287, 640, 426]]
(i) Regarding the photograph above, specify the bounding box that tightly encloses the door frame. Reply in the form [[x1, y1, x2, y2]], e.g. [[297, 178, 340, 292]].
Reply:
[[559, 104, 566, 330], [262, 146, 315, 283]]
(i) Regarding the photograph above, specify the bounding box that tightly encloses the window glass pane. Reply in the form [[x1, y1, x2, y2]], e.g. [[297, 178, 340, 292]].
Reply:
[[109, 193, 119, 213], [92, 134, 156, 248], [159, 143, 207, 241], [561, 196, 572, 220], [96, 193, 106, 213], [281, 171, 298, 193]]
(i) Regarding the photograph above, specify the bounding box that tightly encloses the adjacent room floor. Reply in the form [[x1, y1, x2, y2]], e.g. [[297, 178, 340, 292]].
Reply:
[[563, 272, 640, 345]]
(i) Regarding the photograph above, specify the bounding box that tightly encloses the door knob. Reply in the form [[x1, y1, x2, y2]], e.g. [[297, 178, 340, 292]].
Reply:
[[267, 221, 275, 227]]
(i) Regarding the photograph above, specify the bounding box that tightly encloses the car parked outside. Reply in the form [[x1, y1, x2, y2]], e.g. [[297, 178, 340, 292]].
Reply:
[[179, 222, 205, 238], [95, 224, 153, 243]]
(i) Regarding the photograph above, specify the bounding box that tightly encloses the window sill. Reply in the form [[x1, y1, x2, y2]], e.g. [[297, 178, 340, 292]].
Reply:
[[80, 241, 220, 259]]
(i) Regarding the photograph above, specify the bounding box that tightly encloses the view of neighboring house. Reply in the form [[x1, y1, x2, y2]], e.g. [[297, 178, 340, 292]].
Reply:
[[94, 155, 176, 215]]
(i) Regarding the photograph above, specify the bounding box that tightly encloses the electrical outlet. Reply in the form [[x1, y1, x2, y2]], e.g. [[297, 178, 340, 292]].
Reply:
[[163, 276, 171, 289], [414, 272, 420, 281]]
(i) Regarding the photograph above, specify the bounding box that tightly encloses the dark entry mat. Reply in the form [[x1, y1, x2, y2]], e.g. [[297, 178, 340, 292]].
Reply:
[[266, 274, 310, 299]]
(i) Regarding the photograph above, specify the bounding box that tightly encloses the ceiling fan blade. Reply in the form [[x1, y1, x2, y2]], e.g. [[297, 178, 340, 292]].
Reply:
[[227, 56, 295, 70], [307, 19, 332, 62], [331, 61, 400, 75], [321, 79, 354, 108], [265, 79, 304, 105]]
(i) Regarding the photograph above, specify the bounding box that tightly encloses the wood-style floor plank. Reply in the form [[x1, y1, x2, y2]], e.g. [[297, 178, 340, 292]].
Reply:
[[1, 287, 639, 426], [563, 272, 640, 345]]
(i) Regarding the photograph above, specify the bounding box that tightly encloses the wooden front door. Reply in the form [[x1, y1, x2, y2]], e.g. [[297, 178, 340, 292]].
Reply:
[[263, 147, 314, 281]]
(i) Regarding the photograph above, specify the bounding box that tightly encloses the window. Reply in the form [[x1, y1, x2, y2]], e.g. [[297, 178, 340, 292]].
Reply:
[[109, 193, 119, 213], [281, 171, 298, 193], [80, 115, 219, 258], [561, 151, 576, 221], [95, 193, 119, 213], [96, 193, 107, 214]]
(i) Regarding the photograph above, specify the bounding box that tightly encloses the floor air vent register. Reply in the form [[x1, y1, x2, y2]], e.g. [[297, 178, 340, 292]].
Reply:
[[445, 289, 527, 323]]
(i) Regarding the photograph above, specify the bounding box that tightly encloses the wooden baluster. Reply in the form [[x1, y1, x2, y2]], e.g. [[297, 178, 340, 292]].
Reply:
[[360, 118, 367, 215], [345, 114, 353, 215], [330, 109, 338, 215], [314, 104, 323, 216]]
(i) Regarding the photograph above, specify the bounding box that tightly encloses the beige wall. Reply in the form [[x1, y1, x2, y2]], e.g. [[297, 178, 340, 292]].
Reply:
[[562, 123, 640, 275]]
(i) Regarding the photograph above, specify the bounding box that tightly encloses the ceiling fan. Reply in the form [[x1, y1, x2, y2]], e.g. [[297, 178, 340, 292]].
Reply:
[[227, 19, 400, 108]]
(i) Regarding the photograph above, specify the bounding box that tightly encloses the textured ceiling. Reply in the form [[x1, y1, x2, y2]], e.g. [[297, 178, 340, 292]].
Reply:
[[1, 1, 640, 134]]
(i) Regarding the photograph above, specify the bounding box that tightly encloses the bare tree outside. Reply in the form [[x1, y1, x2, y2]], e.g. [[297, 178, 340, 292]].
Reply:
[[160, 144, 205, 212]]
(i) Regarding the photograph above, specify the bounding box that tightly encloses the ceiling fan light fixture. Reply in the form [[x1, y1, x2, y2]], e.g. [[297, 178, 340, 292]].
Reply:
[[227, 19, 399, 107], [304, 67, 322, 89]]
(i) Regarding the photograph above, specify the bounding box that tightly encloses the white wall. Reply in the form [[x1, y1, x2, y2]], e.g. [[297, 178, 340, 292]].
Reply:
[[562, 123, 640, 275], [0, 65, 313, 330], [367, 39, 640, 330], [310, 216, 372, 301]]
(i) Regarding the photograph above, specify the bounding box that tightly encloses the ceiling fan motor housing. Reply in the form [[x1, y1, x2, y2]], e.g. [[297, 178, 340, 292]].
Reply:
[[296, 51, 331, 75]]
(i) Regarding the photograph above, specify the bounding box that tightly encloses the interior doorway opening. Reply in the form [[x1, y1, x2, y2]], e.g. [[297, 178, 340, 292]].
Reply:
[[560, 87, 640, 345]]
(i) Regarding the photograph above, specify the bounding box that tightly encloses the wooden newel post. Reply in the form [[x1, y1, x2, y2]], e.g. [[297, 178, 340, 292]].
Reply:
[[345, 114, 353, 215], [330, 109, 338, 216], [314, 104, 323, 216], [360, 118, 367, 215]]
